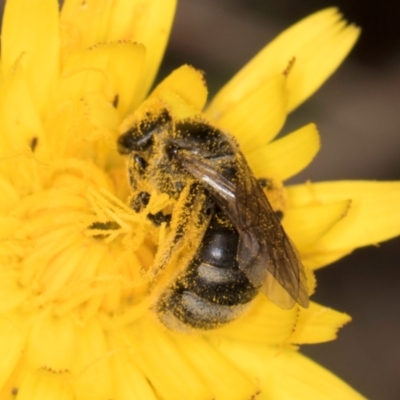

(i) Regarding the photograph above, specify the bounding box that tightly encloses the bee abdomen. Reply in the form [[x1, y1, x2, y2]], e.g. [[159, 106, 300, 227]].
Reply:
[[156, 261, 258, 330], [156, 217, 259, 330], [184, 262, 258, 305], [157, 289, 249, 330]]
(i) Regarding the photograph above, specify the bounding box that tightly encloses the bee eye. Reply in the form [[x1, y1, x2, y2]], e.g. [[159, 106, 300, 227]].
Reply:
[[166, 144, 179, 160], [130, 191, 150, 212], [133, 154, 148, 174], [117, 126, 154, 153], [117, 109, 172, 154], [117, 131, 137, 154]]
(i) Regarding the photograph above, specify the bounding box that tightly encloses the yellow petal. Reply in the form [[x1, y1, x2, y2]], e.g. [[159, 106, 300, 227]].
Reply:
[[109, 340, 158, 400], [57, 68, 110, 105], [289, 302, 351, 344], [0, 178, 20, 213], [208, 8, 359, 117], [0, 57, 3, 87], [285, 14, 360, 112], [303, 249, 354, 271], [61, 42, 146, 116], [287, 181, 400, 268], [62, 0, 176, 102], [150, 65, 208, 112], [125, 0, 177, 101], [0, 271, 28, 313], [27, 315, 76, 371], [174, 333, 258, 400], [284, 199, 350, 249], [154, 89, 203, 121], [16, 369, 73, 400], [0, 62, 44, 158], [247, 123, 320, 180], [217, 340, 366, 400], [209, 74, 288, 153], [212, 295, 297, 345], [46, 95, 119, 161], [128, 319, 212, 400], [72, 320, 113, 399], [1, 0, 59, 114], [61, 0, 117, 49], [0, 313, 27, 390]]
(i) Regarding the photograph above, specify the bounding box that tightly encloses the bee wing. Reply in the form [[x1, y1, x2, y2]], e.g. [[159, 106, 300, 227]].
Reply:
[[176, 150, 308, 309], [174, 150, 240, 222], [235, 153, 309, 308]]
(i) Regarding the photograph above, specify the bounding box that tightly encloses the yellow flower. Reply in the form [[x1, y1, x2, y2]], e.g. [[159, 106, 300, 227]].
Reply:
[[0, 1, 398, 399]]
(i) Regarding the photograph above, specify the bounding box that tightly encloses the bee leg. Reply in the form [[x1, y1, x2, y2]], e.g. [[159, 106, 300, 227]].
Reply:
[[132, 154, 148, 174], [150, 183, 213, 279], [128, 155, 173, 225], [147, 212, 172, 226], [130, 191, 150, 212], [127, 153, 148, 188], [130, 191, 172, 226], [170, 183, 214, 245]]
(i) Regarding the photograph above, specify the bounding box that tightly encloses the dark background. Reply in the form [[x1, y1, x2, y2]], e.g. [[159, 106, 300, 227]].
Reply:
[[159, 1, 400, 399]]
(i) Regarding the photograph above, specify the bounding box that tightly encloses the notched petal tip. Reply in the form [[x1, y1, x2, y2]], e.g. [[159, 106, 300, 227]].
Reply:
[[286, 10, 361, 112], [290, 302, 352, 344], [208, 8, 360, 122], [288, 181, 400, 269]]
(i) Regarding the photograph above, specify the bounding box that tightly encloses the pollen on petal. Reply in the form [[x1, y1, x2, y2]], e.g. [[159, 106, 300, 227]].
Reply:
[[150, 65, 208, 112], [16, 369, 74, 400]]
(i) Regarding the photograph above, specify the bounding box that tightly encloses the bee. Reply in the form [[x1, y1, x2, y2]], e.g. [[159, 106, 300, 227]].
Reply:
[[118, 109, 309, 330]]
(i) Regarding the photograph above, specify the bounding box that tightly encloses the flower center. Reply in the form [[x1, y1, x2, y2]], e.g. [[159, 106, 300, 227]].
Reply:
[[8, 163, 155, 328]]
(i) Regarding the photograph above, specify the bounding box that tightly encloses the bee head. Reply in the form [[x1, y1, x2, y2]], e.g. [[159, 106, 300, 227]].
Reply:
[[117, 109, 171, 154]]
